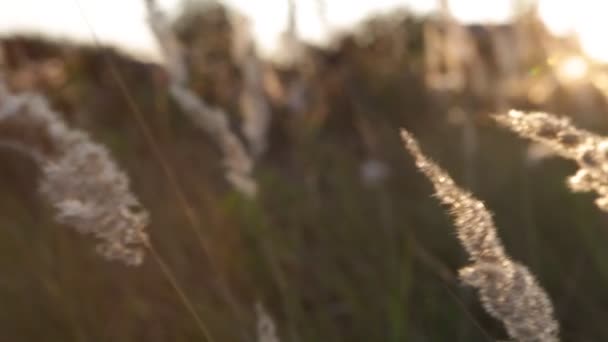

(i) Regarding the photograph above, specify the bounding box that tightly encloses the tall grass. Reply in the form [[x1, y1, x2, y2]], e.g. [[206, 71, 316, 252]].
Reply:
[[145, 0, 257, 198], [0, 78, 149, 266], [496, 110, 608, 213], [3, 2, 608, 341], [401, 129, 558, 341]]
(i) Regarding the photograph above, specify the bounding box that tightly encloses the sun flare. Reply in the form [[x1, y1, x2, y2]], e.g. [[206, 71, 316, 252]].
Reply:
[[552, 56, 589, 83], [539, 0, 608, 63]]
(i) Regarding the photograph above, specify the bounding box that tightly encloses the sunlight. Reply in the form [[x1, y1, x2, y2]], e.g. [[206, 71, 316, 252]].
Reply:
[[538, 0, 608, 62], [552, 55, 589, 83]]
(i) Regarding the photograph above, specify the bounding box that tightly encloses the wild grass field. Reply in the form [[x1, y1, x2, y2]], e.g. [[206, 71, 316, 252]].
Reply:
[[2, 1, 608, 341]]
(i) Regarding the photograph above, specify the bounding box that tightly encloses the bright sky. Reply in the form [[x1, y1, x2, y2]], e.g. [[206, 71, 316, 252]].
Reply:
[[537, 0, 608, 62], [0, 0, 606, 63]]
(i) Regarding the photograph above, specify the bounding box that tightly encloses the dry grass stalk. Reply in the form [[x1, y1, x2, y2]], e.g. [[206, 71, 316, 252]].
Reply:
[[401, 129, 559, 341], [255, 302, 280, 342], [0, 78, 149, 266], [495, 110, 608, 213], [145, 0, 257, 197]]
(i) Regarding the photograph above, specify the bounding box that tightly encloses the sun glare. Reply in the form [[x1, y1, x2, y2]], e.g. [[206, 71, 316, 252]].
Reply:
[[553, 56, 589, 83], [539, 0, 608, 63]]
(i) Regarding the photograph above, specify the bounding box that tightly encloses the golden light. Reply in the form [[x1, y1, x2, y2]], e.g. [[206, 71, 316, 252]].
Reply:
[[553, 56, 589, 83], [539, 0, 608, 63]]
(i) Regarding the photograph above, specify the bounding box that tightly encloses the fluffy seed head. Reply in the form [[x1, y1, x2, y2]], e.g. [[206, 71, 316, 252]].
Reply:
[[401, 129, 559, 341], [0, 83, 149, 266]]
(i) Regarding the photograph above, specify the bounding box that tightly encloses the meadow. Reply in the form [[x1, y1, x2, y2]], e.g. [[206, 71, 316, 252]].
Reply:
[[1, 2, 608, 341]]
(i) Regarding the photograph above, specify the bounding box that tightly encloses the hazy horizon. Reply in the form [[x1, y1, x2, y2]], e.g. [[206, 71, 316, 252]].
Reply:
[[0, 0, 605, 63]]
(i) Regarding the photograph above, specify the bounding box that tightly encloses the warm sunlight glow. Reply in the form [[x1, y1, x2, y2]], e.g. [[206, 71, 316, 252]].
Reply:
[[539, 0, 608, 63], [553, 56, 589, 83]]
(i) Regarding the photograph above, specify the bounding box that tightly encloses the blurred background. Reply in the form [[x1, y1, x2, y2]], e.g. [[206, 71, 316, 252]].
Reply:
[[2, 0, 608, 341]]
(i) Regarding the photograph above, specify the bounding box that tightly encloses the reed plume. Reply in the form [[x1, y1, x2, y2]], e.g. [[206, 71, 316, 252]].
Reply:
[[145, 0, 257, 197], [0, 78, 149, 266], [496, 109, 608, 213], [401, 129, 559, 341]]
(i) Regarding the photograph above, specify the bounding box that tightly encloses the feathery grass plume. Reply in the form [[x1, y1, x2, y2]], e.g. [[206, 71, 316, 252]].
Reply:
[[145, 0, 257, 197], [255, 302, 280, 342], [400, 129, 559, 341], [495, 110, 608, 213], [0, 79, 149, 266], [231, 13, 272, 158]]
